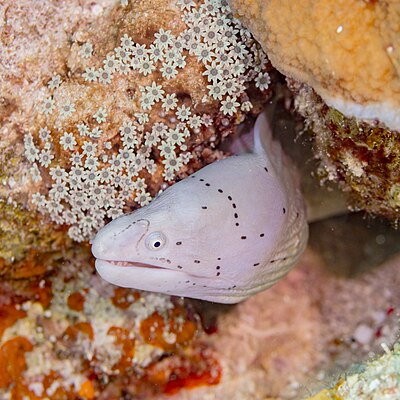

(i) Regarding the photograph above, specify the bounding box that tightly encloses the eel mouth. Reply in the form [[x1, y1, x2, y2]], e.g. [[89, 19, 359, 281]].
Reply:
[[100, 260, 167, 270]]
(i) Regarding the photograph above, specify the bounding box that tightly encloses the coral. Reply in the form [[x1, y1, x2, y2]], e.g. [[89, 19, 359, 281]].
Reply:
[[0, 245, 220, 399], [0, 199, 68, 276], [0, 125, 69, 272], [0, 0, 271, 274], [291, 82, 400, 224], [230, 0, 400, 131], [307, 343, 400, 400]]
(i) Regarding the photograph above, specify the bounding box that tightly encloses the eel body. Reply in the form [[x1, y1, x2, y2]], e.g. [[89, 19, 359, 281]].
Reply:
[[91, 112, 308, 303]]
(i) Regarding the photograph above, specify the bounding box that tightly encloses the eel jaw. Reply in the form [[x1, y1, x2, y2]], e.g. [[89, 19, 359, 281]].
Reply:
[[94, 260, 249, 304], [94, 258, 191, 293], [103, 259, 168, 270]]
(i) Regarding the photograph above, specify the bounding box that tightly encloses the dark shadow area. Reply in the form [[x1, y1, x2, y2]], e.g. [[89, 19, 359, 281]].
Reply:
[[186, 299, 236, 334], [309, 212, 400, 277]]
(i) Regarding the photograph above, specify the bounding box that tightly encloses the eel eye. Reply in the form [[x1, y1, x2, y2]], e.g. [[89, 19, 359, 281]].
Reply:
[[145, 232, 167, 251]]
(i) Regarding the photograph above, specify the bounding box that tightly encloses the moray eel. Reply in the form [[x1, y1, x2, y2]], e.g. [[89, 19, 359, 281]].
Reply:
[[91, 112, 308, 303]]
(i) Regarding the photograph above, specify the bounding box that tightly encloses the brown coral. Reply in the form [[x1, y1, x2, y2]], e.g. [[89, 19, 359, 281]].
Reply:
[[230, 0, 400, 131], [292, 81, 400, 224]]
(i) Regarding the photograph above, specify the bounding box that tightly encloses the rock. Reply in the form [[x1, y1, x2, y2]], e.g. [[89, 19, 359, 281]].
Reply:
[[292, 82, 400, 224], [307, 343, 400, 400], [0, 245, 217, 398], [230, 0, 400, 131]]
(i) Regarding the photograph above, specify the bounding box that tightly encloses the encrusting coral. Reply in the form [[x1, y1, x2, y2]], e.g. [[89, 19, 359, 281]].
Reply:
[[307, 343, 400, 400], [0, 0, 271, 274], [230, 0, 400, 131], [230, 0, 400, 223], [292, 82, 400, 224], [0, 245, 221, 398]]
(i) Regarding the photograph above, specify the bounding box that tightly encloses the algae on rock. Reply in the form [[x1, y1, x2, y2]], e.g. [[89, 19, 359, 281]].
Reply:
[[0, 199, 69, 277], [308, 343, 400, 400], [292, 82, 400, 225]]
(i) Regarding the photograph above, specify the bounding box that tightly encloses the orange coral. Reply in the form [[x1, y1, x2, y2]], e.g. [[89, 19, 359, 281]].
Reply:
[[107, 326, 135, 372], [67, 291, 85, 312], [64, 322, 94, 341], [78, 380, 95, 399], [0, 305, 26, 340], [111, 287, 140, 309], [231, 0, 400, 130], [140, 308, 197, 351], [0, 337, 33, 389], [144, 344, 222, 395]]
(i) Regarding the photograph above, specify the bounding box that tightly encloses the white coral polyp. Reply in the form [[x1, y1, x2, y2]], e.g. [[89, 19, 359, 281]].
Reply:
[[25, 0, 271, 242]]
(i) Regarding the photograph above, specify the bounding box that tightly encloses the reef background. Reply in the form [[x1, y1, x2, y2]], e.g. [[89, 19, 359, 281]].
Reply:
[[0, 0, 399, 399]]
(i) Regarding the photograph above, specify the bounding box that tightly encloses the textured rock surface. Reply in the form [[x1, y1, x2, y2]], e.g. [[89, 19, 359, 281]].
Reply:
[[292, 82, 400, 224], [0, 0, 115, 272], [230, 0, 400, 131], [0, 245, 220, 398], [308, 344, 400, 400]]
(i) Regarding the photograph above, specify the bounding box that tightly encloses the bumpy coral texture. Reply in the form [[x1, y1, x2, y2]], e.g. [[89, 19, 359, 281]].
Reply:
[[308, 343, 400, 400], [23, 0, 271, 242], [0, 0, 80, 272], [0, 246, 220, 398], [293, 82, 400, 224], [230, 0, 400, 129]]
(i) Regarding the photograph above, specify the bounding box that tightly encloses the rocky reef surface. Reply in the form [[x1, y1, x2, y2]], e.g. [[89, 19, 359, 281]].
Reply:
[[310, 343, 400, 400], [292, 81, 400, 223], [0, 0, 399, 399], [1, 212, 398, 399], [0, 246, 221, 398]]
